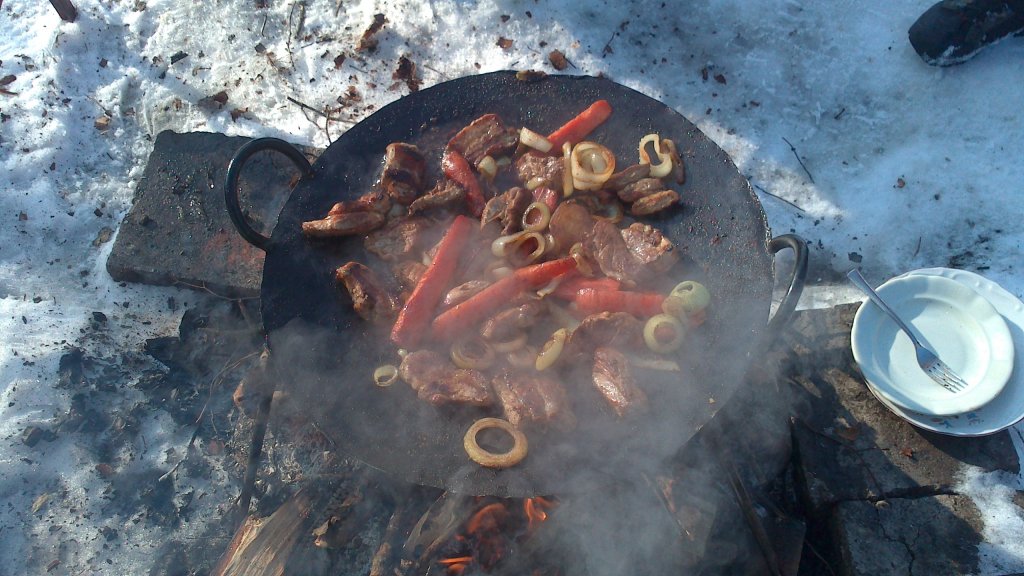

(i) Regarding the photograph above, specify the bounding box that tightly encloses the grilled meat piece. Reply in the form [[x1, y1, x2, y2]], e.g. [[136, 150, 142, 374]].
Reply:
[[408, 180, 467, 215], [491, 369, 573, 429], [399, 350, 493, 407], [620, 222, 679, 275], [583, 219, 645, 283], [616, 178, 665, 203], [564, 312, 644, 359], [515, 152, 564, 190], [480, 300, 544, 341], [303, 211, 386, 237], [327, 189, 392, 216], [501, 187, 533, 235], [382, 143, 427, 205], [335, 262, 400, 323], [366, 216, 430, 261], [547, 202, 594, 255], [592, 347, 646, 417], [630, 189, 680, 216], [391, 260, 428, 291], [604, 164, 651, 191], [446, 114, 519, 167]]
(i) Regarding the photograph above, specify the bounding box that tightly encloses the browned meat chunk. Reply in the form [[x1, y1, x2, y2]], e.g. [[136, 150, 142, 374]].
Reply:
[[604, 164, 651, 191], [303, 211, 386, 237], [365, 216, 430, 261], [399, 350, 493, 407], [592, 347, 646, 417], [501, 187, 532, 235], [327, 189, 392, 216], [382, 143, 427, 205], [630, 189, 680, 216], [620, 222, 679, 275], [564, 312, 644, 359], [583, 219, 645, 283], [547, 202, 594, 255], [616, 178, 665, 203], [408, 180, 467, 215], [480, 300, 544, 341], [515, 152, 564, 190], [391, 260, 427, 290], [491, 369, 573, 428], [443, 279, 491, 308], [335, 262, 400, 324], [446, 114, 519, 166]]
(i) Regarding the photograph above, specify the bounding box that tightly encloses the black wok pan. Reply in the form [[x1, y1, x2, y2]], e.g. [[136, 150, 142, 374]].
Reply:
[[225, 71, 806, 497]]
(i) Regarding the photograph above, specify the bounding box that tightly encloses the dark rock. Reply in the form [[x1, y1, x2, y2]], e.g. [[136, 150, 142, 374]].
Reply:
[[21, 426, 56, 447], [833, 495, 982, 575], [57, 347, 86, 389], [107, 131, 318, 297], [92, 311, 107, 323]]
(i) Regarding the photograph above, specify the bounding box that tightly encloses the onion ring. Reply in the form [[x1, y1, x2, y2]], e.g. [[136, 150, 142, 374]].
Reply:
[[464, 418, 529, 468]]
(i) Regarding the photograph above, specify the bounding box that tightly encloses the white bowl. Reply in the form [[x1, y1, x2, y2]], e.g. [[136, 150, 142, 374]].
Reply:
[[851, 273, 1015, 416]]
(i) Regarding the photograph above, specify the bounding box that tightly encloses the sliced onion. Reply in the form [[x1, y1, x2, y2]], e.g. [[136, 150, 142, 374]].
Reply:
[[535, 328, 568, 371], [373, 365, 399, 387], [506, 232, 547, 267], [525, 176, 546, 191], [451, 340, 495, 370], [661, 138, 685, 184], [507, 345, 538, 368], [670, 281, 711, 313], [522, 202, 552, 232], [562, 142, 574, 198], [638, 134, 673, 179], [490, 331, 528, 353], [536, 277, 562, 298], [569, 242, 595, 277], [464, 418, 528, 468], [520, 127, 553, 153], [495, 156, 512, 169], [643, 313, 686, 354], [478, 155, 498, 181], [571, 141, 616, 191], [627, 354, 681, 372]]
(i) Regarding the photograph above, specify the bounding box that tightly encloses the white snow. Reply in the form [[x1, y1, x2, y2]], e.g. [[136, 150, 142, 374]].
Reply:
[[1, 0, 1022, 573]]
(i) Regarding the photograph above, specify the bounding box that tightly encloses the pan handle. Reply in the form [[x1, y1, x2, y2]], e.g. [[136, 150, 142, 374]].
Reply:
[[224, 137, 313, 251], [765, 234, 808, 335]]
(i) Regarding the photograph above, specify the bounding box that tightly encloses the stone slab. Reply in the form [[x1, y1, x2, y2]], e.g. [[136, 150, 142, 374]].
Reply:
[[107, 131, 318, 297], [832, 495, 983, 576], [783, 304, 1020, 517]]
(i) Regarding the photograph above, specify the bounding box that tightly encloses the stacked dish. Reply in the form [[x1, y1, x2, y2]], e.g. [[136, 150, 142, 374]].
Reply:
[[851, 268, 1024, 436]]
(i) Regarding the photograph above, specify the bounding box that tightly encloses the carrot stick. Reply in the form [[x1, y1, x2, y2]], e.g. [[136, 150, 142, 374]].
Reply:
[[441, 149, 487, 217], [391, 215, 474, 348], [574, 288, 665, 317], [546, 100, 613, 150], [431, 257, 578, 341], [551, 276, 620, 300]]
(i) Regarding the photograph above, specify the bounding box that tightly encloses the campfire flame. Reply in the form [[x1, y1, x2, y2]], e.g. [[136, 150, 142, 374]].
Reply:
[[438, 496, 558, 575]]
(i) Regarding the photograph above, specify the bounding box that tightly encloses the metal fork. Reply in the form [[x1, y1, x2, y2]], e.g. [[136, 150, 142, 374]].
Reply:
[[848, 269, 967, 393]]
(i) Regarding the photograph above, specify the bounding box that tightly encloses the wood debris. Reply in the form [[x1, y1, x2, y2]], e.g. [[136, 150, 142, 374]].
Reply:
[[357, 13, 388, 52]]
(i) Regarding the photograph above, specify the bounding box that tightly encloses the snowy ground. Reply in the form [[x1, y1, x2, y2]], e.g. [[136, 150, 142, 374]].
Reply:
[[1, 0, 1023, 573]]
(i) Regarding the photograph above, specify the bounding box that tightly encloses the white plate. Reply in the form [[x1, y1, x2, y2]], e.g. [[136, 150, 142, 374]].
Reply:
[[863, 268, 1024, 436], [852, 273, 1015, 416]]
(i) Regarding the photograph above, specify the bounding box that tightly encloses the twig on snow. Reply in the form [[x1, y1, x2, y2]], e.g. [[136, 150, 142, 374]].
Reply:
[[782, 136, 815, 184], [753, 183, 806, 213]]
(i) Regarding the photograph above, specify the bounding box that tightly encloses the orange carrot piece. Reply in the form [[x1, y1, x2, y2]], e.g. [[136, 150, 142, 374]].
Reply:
[[550, 276, 620, 300], [546, 100, 613, 150], [431, 257, 578, 341], [391, 215, 474, 348], [574, 288, 665, 317], [441, 149, 487, 217]]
